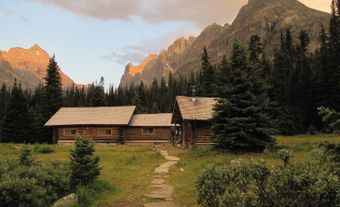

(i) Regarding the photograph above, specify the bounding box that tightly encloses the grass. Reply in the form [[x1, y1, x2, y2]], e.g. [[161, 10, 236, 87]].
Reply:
[[167, 134, 340, 207], [0, 134, 339, 207], [0, 144, 164, 207]]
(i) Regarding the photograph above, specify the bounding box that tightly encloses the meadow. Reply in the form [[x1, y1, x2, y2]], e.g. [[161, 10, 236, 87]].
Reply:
[[0, 134, 339, 207]]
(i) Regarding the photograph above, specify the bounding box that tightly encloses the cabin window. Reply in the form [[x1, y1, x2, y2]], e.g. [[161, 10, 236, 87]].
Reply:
[[142, 128, 155, 134], [98, 129, 112, 135], [64, 129, 77, 135]]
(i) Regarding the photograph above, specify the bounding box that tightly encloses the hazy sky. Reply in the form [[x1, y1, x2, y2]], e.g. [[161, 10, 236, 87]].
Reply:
[[0, 0, 331, 86]]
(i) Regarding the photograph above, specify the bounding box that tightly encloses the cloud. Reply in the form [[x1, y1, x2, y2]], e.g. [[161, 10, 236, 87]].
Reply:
[[30, 0, 247, 26], [102, 26, 197, 65], [299, 0, 330, 13], [0, 4, 10, 17]]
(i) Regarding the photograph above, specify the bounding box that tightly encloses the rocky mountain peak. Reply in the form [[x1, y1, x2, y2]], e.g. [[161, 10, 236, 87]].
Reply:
[[29, 44, 44, 51], [0, 44, 75, 89], [119, 0, 330, 87], [127, 54, 158, 76]]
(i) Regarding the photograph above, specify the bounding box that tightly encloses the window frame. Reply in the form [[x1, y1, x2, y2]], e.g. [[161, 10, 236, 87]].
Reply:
[[97, 128, 113, 136], [64, 128, 78, 136], [142, 127, 156, 135]]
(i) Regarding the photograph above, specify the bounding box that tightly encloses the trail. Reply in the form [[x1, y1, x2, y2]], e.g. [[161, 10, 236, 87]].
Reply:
[[143, 150, 180, 207]]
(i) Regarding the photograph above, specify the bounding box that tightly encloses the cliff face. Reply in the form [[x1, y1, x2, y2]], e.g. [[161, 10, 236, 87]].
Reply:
[[0, 44, 75, 89], [120, 36, 196, 87], [120, 0, 330, 87]]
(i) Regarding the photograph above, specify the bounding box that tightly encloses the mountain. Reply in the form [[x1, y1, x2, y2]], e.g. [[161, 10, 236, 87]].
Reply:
[[120, 0, 330, 87], [0, 44, 75, 90]]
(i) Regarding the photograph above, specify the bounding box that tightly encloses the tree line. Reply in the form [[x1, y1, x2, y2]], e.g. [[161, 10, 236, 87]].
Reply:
[[0, 0, 339, 144]]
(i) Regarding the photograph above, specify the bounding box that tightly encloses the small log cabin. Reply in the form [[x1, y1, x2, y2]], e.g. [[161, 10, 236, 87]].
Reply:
[[124, 113, 173, 144], [44, 107, 173, 145], [44, 106, 136, 144], [172, 96, 218, 147]]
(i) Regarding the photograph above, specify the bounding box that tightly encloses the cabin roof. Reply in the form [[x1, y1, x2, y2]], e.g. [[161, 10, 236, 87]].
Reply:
[[175, 96, 218, 121], [129, 113, 173, 127], [44, 106, 136, 126]]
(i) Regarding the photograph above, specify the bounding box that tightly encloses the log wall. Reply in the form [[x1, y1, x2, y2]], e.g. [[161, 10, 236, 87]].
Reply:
[[185, 121, 215, 145], [56, 126, 121, 143], [124, 127, 171, 143]]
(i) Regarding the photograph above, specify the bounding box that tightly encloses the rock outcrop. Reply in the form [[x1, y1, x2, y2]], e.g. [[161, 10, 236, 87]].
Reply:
[[120, 0, 330, 87], [0, 44, 75, 89]]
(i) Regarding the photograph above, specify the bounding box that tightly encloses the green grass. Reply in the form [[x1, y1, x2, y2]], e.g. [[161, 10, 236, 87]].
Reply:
[[0, 144, 164, 207], [0, 134, 339, 207], [167, 134, 340, 207]]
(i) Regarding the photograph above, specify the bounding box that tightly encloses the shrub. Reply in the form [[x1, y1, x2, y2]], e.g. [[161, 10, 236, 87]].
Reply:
[[19, 145, 34, 166], [76, 180, 113, 207], [70, 137, 100, 188], [0, 145, 71, 206], [196, 149, 339, 207], [33, 144, 55, 154], [0, 175, 46, 207]]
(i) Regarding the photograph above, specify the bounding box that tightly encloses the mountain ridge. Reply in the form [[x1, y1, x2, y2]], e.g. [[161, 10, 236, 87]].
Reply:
[[0, 44, 75, 90], [120, 0, 330, 87]]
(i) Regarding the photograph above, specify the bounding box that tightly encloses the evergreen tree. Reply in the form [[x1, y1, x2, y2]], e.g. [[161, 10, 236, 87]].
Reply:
[[44, 55, 63, 116], [91, 77, 106, 106], [200, 47, 216, 96], [212, 43, 275, 151], [318, 0, 340, 111], [70, 137, 100, 187], [43, 55, 63, 142], [293, 31, 315, 129], [0, 84, 9, 141], [248, 34, 263, 63], [18, 145, 34, 166], [216, 55, 231, 96], [1, 79, 33, 143]]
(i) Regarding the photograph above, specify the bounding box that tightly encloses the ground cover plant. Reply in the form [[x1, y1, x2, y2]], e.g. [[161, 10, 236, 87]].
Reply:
[[0, 143, 163, 207], [168, 134, 340, 207]]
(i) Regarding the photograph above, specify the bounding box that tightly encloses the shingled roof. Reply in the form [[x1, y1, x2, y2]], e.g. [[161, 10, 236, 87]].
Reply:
[[175, 96, 218, 121], [44, 106, 136, 126], [129, 113, 173, 127]]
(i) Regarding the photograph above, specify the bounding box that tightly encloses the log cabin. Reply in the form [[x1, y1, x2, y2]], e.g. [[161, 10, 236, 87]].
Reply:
[[172, 96, 218, 147], [44, 107, 173, 145], [124, 113, 173, 144], [44, 106, 136, 144]]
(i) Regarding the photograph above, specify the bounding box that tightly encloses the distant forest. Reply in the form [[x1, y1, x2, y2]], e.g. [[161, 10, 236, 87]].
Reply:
[[0, 1, 340, 143]]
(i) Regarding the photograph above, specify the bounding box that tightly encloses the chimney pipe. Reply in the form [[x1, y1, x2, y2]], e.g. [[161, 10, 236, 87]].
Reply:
[[192, 85, 197, 103]]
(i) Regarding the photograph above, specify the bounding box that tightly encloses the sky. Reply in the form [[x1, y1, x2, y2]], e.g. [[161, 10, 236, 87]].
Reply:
[[0, 0, 331, 87]]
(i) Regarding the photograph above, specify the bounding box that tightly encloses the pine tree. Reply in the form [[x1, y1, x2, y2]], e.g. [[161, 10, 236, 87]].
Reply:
[[91, 77, 106, 106], [19, 145, 34, 166], [248, 34, 263, 63], [293, 31, 315, 129], [1, 79, 33, 143], [44, 55, 63, 116], [70, 137, 100, 187], [212, 43, 275, 151], [43, 55, 63, 143], [200, 47, 216, 97], [216, 55, 231, 96]]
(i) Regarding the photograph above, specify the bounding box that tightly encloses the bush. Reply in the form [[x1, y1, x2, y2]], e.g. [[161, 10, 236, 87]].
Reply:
[[196, 149, 339, 207], [33, 144, 55, 154], [76, 180, 113, 207], [19, 145, 34, 166], [0, 175, 46, 207], [0, 145, 71, 207], [70, 137, 100, 188]]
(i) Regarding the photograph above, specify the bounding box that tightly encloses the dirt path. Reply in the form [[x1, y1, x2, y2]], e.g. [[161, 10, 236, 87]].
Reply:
[[143, 150, 180, 207]]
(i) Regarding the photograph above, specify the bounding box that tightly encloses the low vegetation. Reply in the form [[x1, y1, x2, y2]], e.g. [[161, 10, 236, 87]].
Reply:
[[197, 148, 339, 207], [0, 146, 71, 207], [0, 142, 163, 207], [168, 135, 340, 207], [0, 135, 339, 206]]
